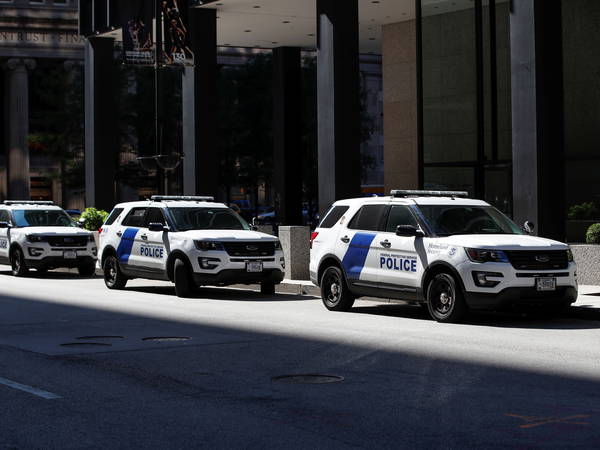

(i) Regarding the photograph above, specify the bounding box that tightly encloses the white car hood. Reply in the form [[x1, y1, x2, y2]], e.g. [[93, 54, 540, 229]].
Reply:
[[441, 234, 568, 251], [176, 230, 277, 242], [21, 227, 91, 235]]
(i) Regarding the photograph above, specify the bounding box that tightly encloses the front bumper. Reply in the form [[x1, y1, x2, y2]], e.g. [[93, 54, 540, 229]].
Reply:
[[24, 255, 96, 270], [192, 268, 285, 286], [464, 286, 578, 310]]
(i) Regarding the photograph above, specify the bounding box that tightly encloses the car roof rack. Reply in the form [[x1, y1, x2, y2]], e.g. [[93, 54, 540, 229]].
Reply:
[[150, 195, 215, 202], [3, 200, 55, 205], [390, 190, 469, 198]]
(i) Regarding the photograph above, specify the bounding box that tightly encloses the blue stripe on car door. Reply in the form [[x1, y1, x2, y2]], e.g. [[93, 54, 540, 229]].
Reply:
[[341, 233, 377, 280], [116, 228, 139, 264]]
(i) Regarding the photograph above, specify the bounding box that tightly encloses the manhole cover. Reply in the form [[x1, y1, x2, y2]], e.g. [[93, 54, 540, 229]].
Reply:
[[60, 342, 112, 348], [142, 336, 191, 342], [76, 336, 124, 340], [272, 374, 344, 384]]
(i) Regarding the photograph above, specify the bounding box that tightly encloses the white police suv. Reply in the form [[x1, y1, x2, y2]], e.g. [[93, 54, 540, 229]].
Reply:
[[310, 190, 578, 323], [0, 201, 97, 276], [98, 196, 285, 297]]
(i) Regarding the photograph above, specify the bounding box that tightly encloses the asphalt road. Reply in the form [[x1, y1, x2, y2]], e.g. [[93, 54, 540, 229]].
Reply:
[[1, 268, 600, 449]]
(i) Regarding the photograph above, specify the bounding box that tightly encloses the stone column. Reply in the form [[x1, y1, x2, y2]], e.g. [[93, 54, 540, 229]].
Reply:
[[4, 58, 35, 200]]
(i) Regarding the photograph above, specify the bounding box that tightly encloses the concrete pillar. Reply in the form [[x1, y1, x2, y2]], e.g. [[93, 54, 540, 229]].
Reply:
[[183, 8, 218, 198], [4, 58, 35, 200], [510, 0, 565, 240], [382, 20, 419, 195], [316, 0, 361, 215], [273, 46, 303, 225], [278, 226, 310, 280]]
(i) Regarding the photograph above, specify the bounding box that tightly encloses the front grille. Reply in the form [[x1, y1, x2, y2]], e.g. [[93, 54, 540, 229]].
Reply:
[[222, 241, 275, 257], [505, 250, 569, 270], [47, 235, 89, 247]]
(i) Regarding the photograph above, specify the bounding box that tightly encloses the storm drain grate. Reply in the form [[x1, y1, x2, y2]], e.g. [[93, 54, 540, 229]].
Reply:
[[60, 342, 112, 348], [142, 336, 191, 342], [76, 336, 124, 340], [272, 374, 344, 384]]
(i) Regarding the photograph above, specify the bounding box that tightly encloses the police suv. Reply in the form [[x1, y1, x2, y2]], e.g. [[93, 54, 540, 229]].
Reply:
[[99, 196, 285, 297], [0, 201, 97, 276], [310, 190, 578, 323]]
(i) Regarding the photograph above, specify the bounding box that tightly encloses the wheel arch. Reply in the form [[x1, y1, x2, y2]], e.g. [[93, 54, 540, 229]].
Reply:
[[317, 254, 345, 287], [9, 242, 22, 256], [422, 261, 466, 298], [101, 246, 117, 268], [166, 250, 193, 282]]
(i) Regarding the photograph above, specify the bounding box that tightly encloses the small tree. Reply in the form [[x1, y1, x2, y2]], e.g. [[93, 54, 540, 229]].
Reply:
[[80, 208, 109, 231], [586, 223, 600, 244]]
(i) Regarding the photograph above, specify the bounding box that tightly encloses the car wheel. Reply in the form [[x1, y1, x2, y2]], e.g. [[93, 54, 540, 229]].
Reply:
[[78, 261, 96, 277], [174, 259, 194, 298], [103, 255, 127, 289], [37, 268, 48, 274], [10, 248, 28, 277], [427, 272, 467, 323], [260, 282, 275, 295], [320, 266, 355, 311]]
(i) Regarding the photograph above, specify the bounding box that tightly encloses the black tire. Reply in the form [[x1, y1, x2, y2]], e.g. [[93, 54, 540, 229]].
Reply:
[[426, 272, 467, 323], [174, 258, 194, 298], [260, 282, 276, 295], [10, 248, 28, 277], [320, 266, 355, 311], [37, 268, 48, 274], [78, 261, 96, 277], [103, 255, 127, 289]]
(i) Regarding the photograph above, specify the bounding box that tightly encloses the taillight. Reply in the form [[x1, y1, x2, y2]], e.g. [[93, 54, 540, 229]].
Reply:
[[98, 227, 102, 233], [310, 232, 319, 249]]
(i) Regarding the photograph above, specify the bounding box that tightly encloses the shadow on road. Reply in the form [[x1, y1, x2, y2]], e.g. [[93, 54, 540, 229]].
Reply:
[[126, 285, 312, 302]]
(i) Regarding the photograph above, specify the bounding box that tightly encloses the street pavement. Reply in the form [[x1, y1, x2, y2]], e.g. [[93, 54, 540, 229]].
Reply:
[[1, 268, 600, 449]]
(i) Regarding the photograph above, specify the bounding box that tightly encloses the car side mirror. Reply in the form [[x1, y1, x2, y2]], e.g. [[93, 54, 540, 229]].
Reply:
[[250, 217, 258, 231], [523, 221, 535, 234], [396, 225, 424, 238], [148, 222, 168, 232], [0, 221, 10, 229]]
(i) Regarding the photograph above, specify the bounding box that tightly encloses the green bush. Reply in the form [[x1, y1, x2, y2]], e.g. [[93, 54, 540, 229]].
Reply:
[[567, 202, 599, 220], [79, 207, 109, 231], [586, 223, 600, 244]]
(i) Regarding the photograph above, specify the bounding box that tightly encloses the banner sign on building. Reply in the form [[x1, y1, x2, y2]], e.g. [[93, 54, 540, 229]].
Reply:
[[120, 0, 155, 65], [160, 0, 194, 66]]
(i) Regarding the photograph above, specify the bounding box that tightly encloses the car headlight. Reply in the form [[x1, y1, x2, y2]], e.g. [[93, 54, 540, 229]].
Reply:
[[88, 234, 95, 242], [465, 248, 509, 263], [26, 235, 45, 243], [273, 240, 281, 250], [194, 240, 224, 251], [567, 248, 574, 262]]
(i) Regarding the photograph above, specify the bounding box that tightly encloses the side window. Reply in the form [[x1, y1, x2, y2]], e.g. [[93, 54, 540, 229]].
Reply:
[[144, 208, 166, 228], [0, 210, 10, 223], [121, 208, 147, 228], [318, 205, 350, 229], [386, 205, 418, 232], [347, 205, 388, 231], [104, 208, 124, 226]]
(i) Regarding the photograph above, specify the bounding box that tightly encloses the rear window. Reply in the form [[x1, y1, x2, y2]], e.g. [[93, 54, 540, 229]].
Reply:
[[104, 208, 124, 226], [122, 208, 147, 227], [347, 205, 388, 231], [318, 205, 349, 229]]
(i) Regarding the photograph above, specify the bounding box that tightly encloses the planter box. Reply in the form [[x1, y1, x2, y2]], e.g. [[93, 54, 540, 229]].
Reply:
[[566, 220, 598, 243], [571, 244, 600, 285]]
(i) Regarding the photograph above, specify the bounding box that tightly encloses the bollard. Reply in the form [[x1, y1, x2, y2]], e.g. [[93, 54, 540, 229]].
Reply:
[[278, 226, 310, 280]]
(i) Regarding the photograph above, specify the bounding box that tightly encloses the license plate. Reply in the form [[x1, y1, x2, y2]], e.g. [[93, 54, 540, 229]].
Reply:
[[246, 261, 263, 273], [536, 277, 556, 291], [64, 250, 77, 260]]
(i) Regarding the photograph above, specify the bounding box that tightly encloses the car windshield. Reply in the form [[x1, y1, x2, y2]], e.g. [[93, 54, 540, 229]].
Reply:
[[12, 209, 75, 227], [417, 205, 523, 236], [168, 207, 250, 231]]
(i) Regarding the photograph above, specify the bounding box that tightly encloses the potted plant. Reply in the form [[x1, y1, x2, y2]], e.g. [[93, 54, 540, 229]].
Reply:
[[79, 207, 109, 247]]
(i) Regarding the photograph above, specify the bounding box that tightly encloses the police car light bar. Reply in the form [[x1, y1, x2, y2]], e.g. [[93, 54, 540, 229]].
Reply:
[[151, 195, 215, 202], [391, 190, 469, 198], [3, 200, 55, 205]]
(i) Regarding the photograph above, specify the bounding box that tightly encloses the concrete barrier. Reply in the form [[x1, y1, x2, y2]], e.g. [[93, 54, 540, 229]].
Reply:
[[278, 226, 310, 280], [571, 244, 600, 285]]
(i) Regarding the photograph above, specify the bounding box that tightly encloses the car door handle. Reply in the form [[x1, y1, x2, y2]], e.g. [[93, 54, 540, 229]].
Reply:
[[116, 231, 123, 237], [380, 240, 391, 248], [141, 234, 148, 241], [340, 235, 350, 244]]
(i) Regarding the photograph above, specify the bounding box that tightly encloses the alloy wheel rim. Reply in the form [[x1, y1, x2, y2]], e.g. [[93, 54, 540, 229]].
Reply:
[[325, 272, 342, 304], [433, 281, 454, 315]]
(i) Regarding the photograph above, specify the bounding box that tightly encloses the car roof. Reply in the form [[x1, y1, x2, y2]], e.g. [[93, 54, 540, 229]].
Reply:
[[332, 196, 490, 207], [113, 200, 228, 209], [0, 203, 64, 211]]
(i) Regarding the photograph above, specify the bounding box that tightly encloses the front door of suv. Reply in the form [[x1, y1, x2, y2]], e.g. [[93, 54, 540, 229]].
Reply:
[[376, 205, 424, 295], [336, 204, 388, 289], [138, 207, 169, 274]]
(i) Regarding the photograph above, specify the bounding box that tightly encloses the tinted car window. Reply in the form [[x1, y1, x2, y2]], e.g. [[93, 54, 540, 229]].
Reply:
[[12, 209, 74, 227], [318, 205, 350, 229], [122, 208, 147, 228], [347, 205, 388, 231], [168, 208, 250, 231], [0, 210, 10, 223], [386, 205, 418, 232], [145, 208, 166, 227], [104, 208, 124, 226]]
